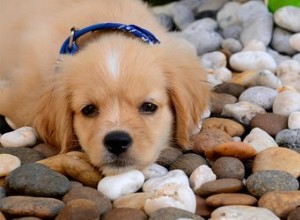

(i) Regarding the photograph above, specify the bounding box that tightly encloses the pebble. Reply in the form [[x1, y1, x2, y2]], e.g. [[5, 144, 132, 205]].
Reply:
[[113, 192, 154, 210], [274, 6, 300, 32], [255, 70, 282, 89], [0, 126, 37, 148], [229, 51, 277, 72], [239, 86, 278, 110], [6, 163, 70, 198], [211, 157, 245, 180], [0, 187, 5, 199], [97, 169, 144, 200], [288, 111, 300, 129], [258, 191, 300, 219], [216, 2, 241, 31], [253, 147, 300, 177], [195, 195, 213, 218], [102, 208, 147, 220], [246, 170, 299, 198], [0, 147, 45, 164], [172, 3, 194, 30], [170, 153, 207, 176], [276, 129, 300, 149], [209, 93, 237, 114], [0, 154, 21, 177], [201, 51, 226, 70], [189, 165, 216, 192], [221, 101, 266, 124], [141, 163, 168, 180], [276, 60, 300, 91], [290, 33, 300, 52], [155, 147, 183, 167], [213, 82, 246, 98], [149, 207, 204, 220], [0, 212, 4, 220], [249, 113, 288, 137], [206, 193, 257, 207], [271, 27, 296, 55], [143, 170, 189, 192], [221, 38, 242, 53], [202, 117, 245, 137], [210, 205, 280, 220], [0, 196, 64, 219], [288, 206, 300, 220], [144, 183, 196, 215], [243, 127, 278, 153], [242, 40, 266, 52]]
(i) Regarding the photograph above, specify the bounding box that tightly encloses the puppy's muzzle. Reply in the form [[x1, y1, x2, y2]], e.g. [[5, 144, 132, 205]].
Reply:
[[103, 131, 132, 155]]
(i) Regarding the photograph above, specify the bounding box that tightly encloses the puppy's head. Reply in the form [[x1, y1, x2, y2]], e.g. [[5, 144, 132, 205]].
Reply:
[[33, 35, 209, 175]]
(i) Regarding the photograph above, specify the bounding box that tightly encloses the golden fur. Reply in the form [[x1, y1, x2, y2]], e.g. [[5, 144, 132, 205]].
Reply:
[[0, 0, 209, 175]]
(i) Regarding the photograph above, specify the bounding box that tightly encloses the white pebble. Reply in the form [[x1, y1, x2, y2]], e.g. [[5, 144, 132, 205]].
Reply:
[[255, 70, 282, 89], [290, 33, 300, 52], [276, 60, 300, 91], [189, 165, 216, 192], [97, 169, 144, 200], [243, 40, 266, 52], [288, 112, 300, 129], [141, 163, 168, 180], [0, 154, 21, 177], [201, 51, 227, 70], [143, 170, 189, 192], [5, 117, 17, 130], [243, 128, 278, 153], [273, 91, 300, 116], [0, 126, 37, 148], [144, 183, 196, 215]]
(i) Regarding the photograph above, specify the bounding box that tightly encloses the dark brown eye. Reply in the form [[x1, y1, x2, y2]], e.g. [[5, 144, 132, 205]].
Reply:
[[81, 104, 98, 117], [139, 102, 158, 114]]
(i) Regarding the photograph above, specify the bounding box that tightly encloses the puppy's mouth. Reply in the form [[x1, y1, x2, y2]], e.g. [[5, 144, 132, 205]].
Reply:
[[103, 153, 136, 168]]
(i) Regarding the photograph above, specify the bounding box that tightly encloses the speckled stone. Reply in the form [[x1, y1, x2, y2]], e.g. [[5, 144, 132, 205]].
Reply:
[[0, 147, 45, 164], [276, 129, 300, 149], [210, 92, 237, 114], [249, 113, 288, 137], [246, 170, 299, 198], [206, 193, 257, 207], [170, 153, 207, 176], [213, 82, 246, 98], [211, 157, 245, 180], [156, 147, 183, 168], [149, 207, 204, 220], [6, 163, 71, 198], [102, 208, 147, 220]]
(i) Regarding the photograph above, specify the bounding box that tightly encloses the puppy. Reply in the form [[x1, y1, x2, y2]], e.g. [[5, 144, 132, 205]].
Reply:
[[0, 0, 209, 175]]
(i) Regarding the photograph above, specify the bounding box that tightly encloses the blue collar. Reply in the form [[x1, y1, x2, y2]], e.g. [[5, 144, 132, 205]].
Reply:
[[59, 23, 160, 55]]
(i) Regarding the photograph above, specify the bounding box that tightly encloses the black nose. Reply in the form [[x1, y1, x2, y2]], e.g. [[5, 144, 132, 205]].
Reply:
[[103, 131, 132, 155]]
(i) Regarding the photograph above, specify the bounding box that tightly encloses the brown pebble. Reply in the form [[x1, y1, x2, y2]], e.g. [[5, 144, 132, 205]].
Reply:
[[192, 128, 232, 154], [156, 146, 183, 167], [195, 195, 213, 218], [206, 193, 257, 208], [33, 143, 60, 158], [213, 82, 246, 98], [249, 113, 288, 136], [210, 93, 237, 114], [55, 199, 100, 220], [102, 208, 147, 220], [205, 142, 256, 161], [196, 178, 244, 197], [212, 157, 245, 180], [0, 178, 5, 188], [170, 153, 207, 176], [0, 212, 5, 220], [113, 192, 154, 210], [288, 206, 300, 220], [258, 191, 300, 219], [149, 207, 204, 220]]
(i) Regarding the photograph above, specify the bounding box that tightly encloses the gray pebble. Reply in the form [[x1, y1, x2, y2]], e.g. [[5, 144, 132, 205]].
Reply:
[[0, 147, 45, 164], [221, 38, 242, 53], [155, 13, 174, 31], [149, 207, 204, 220], [221, 24, 242, 39], [172, 4, 195, 30], [217, 1, 241, 30], [246, 170, 299, 198], [271, 27, 296, 55], [276, 129, 300, 149], [0, 187, 5, 199], [212, 157, 245, 180]]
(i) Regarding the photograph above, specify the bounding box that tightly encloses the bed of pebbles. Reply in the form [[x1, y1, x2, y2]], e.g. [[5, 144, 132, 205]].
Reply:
[[1, 0, 300, 219]]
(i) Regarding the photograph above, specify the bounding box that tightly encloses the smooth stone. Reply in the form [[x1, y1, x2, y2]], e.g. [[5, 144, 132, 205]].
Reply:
[[143, 170, 189, 192], [242, 40, 266, 52], [253, 147, 300, 177], [0, 147, 45, 164], [172, 3, 194, 30], [221, 38, 242, 53], [205, 141, 256, 161], [258, 191, 300, 219], [209, 92, 237, 114], [97, 169, 144, 200], [293, 53, 300, 62], [195, 195, 213, 218], [239, 86, 278, 110], [113, 192, 154, 210], [206, 193, 257, 207], [271, 27, 296, 55], [216, 2, 241, 30], [211, 157, 245, 180], [207, 67, 233, 86], [246, 170, 299, 198], [144, 183, 196, 215], [170, 153, 207, 176], [55, 199, 100, 220], [202, 117, 245, 137], [0, 212, 4, 220], [276, 129, 300, 149], [189, 165, 216, 192], [191, 128, 232, 154], [288, 206, 300, 220], [229, 51, 277, 72], [255, 70, 282, 89], [249, 113, 288, 137], [32, 143, 59, 158], [290, 33, 300, 52], [141, 163, 168, 180], [156, 147, 183, 167], [213, 82, 246, 98], [196, 0, 229, 14], [155, 13, 174, 31], [6, 163, 70, 198], [0, 196, 64, 219], [274, 6, 300, 32], [102, 208, 147, 220], [268, 47, 291, 65], [276, 60, 300, 91], [289, 112, 300, 129], [0, 126, 37, 148], [222, 24, 242, 39], [0, 154, 21, 177], [210, 205, 280, 220], [243, 127, 278, 153], [230, 70, 258, 87], [149, 207, 204, 220], [0, 187, 5, 199], [201, 51, 226, 70], [196, 178, 244, 197], [221, 101, 266, 124], [62, 186, 112, 215]]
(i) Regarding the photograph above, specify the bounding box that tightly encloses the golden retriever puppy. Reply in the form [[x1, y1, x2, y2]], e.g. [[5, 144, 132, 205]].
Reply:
[[0, 0, 209, 175]]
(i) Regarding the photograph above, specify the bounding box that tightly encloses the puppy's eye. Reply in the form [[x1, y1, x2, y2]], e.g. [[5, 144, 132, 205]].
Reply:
[[139, 102, 158, 114], [81, 104, 99, 117]]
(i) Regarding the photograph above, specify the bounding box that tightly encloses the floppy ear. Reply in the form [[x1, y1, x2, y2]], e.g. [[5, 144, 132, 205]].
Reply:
[[32, 81, 76, 153], [162, 40, 210, 150]]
